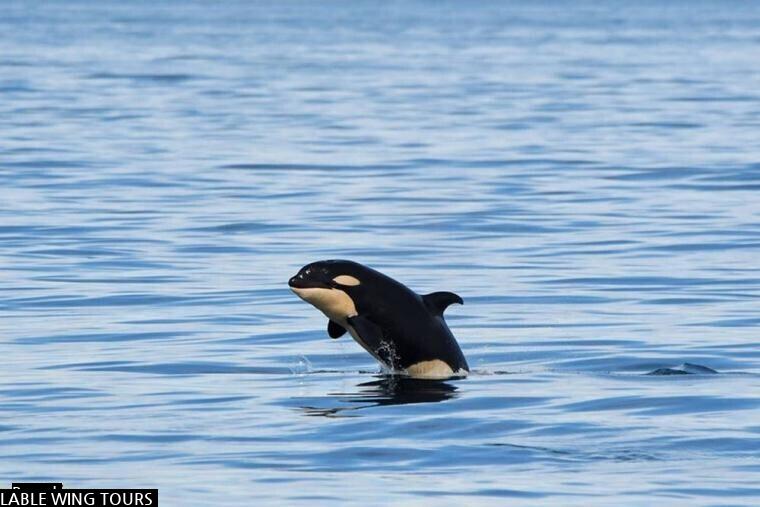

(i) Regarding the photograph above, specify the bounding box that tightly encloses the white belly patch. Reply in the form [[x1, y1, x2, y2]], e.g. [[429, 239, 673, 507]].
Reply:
[[405, 359, 460, 380]]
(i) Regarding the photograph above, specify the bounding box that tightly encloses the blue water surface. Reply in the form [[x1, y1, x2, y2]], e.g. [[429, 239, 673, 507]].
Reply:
[[1, 1, 760, 505]]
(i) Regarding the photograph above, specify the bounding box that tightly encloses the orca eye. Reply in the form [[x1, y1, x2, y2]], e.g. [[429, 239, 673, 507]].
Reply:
[[332, 275, 361, 286]]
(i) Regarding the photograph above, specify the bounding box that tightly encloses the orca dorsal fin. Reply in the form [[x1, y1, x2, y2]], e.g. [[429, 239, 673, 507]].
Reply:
[[328, 320, 346, 339], [423, 291, 463, 315]]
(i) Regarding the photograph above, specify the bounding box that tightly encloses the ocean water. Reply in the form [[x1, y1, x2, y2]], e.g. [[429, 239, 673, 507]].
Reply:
[[1, 1, 760, 505]]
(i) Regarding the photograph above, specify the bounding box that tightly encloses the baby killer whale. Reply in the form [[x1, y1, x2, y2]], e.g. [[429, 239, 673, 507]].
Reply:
[[288, 260, 469, 379]]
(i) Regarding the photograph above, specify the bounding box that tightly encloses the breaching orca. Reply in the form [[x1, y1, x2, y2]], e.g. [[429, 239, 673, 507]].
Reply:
[[288, 260, 469, 379]]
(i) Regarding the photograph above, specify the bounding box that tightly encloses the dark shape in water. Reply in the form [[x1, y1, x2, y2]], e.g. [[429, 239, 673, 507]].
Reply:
[[350, 376, 459, 406], [301, 376, 459, 417], [647, 362, 719, 375]]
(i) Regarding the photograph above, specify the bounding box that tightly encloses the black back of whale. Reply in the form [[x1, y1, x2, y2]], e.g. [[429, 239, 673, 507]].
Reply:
[[309, 260, 468, 373]]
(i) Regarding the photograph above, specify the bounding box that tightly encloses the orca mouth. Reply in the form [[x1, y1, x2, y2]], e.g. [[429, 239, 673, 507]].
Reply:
[[288, 277, 333, 290]]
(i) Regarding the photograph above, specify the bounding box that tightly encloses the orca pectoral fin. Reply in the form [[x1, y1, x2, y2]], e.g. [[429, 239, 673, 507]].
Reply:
[[422, 291, 463, 316], [328, 320, 346, 339], [346, 315, 396, 367]]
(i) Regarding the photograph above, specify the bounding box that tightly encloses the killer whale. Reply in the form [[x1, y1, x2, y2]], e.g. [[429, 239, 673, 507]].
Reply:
[[288, 260, 469, 379]]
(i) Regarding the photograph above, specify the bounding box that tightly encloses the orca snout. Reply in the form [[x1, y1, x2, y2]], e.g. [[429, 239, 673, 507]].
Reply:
[[288, 268, 332, 290], [288, 273, 306, 288]]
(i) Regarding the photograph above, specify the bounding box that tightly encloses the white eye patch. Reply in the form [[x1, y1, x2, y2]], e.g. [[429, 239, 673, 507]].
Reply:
[[332, 275, 361, 286]]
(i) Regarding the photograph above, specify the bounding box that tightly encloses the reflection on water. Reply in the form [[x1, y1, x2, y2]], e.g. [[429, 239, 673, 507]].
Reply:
[[302, 376, 459, 417]]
